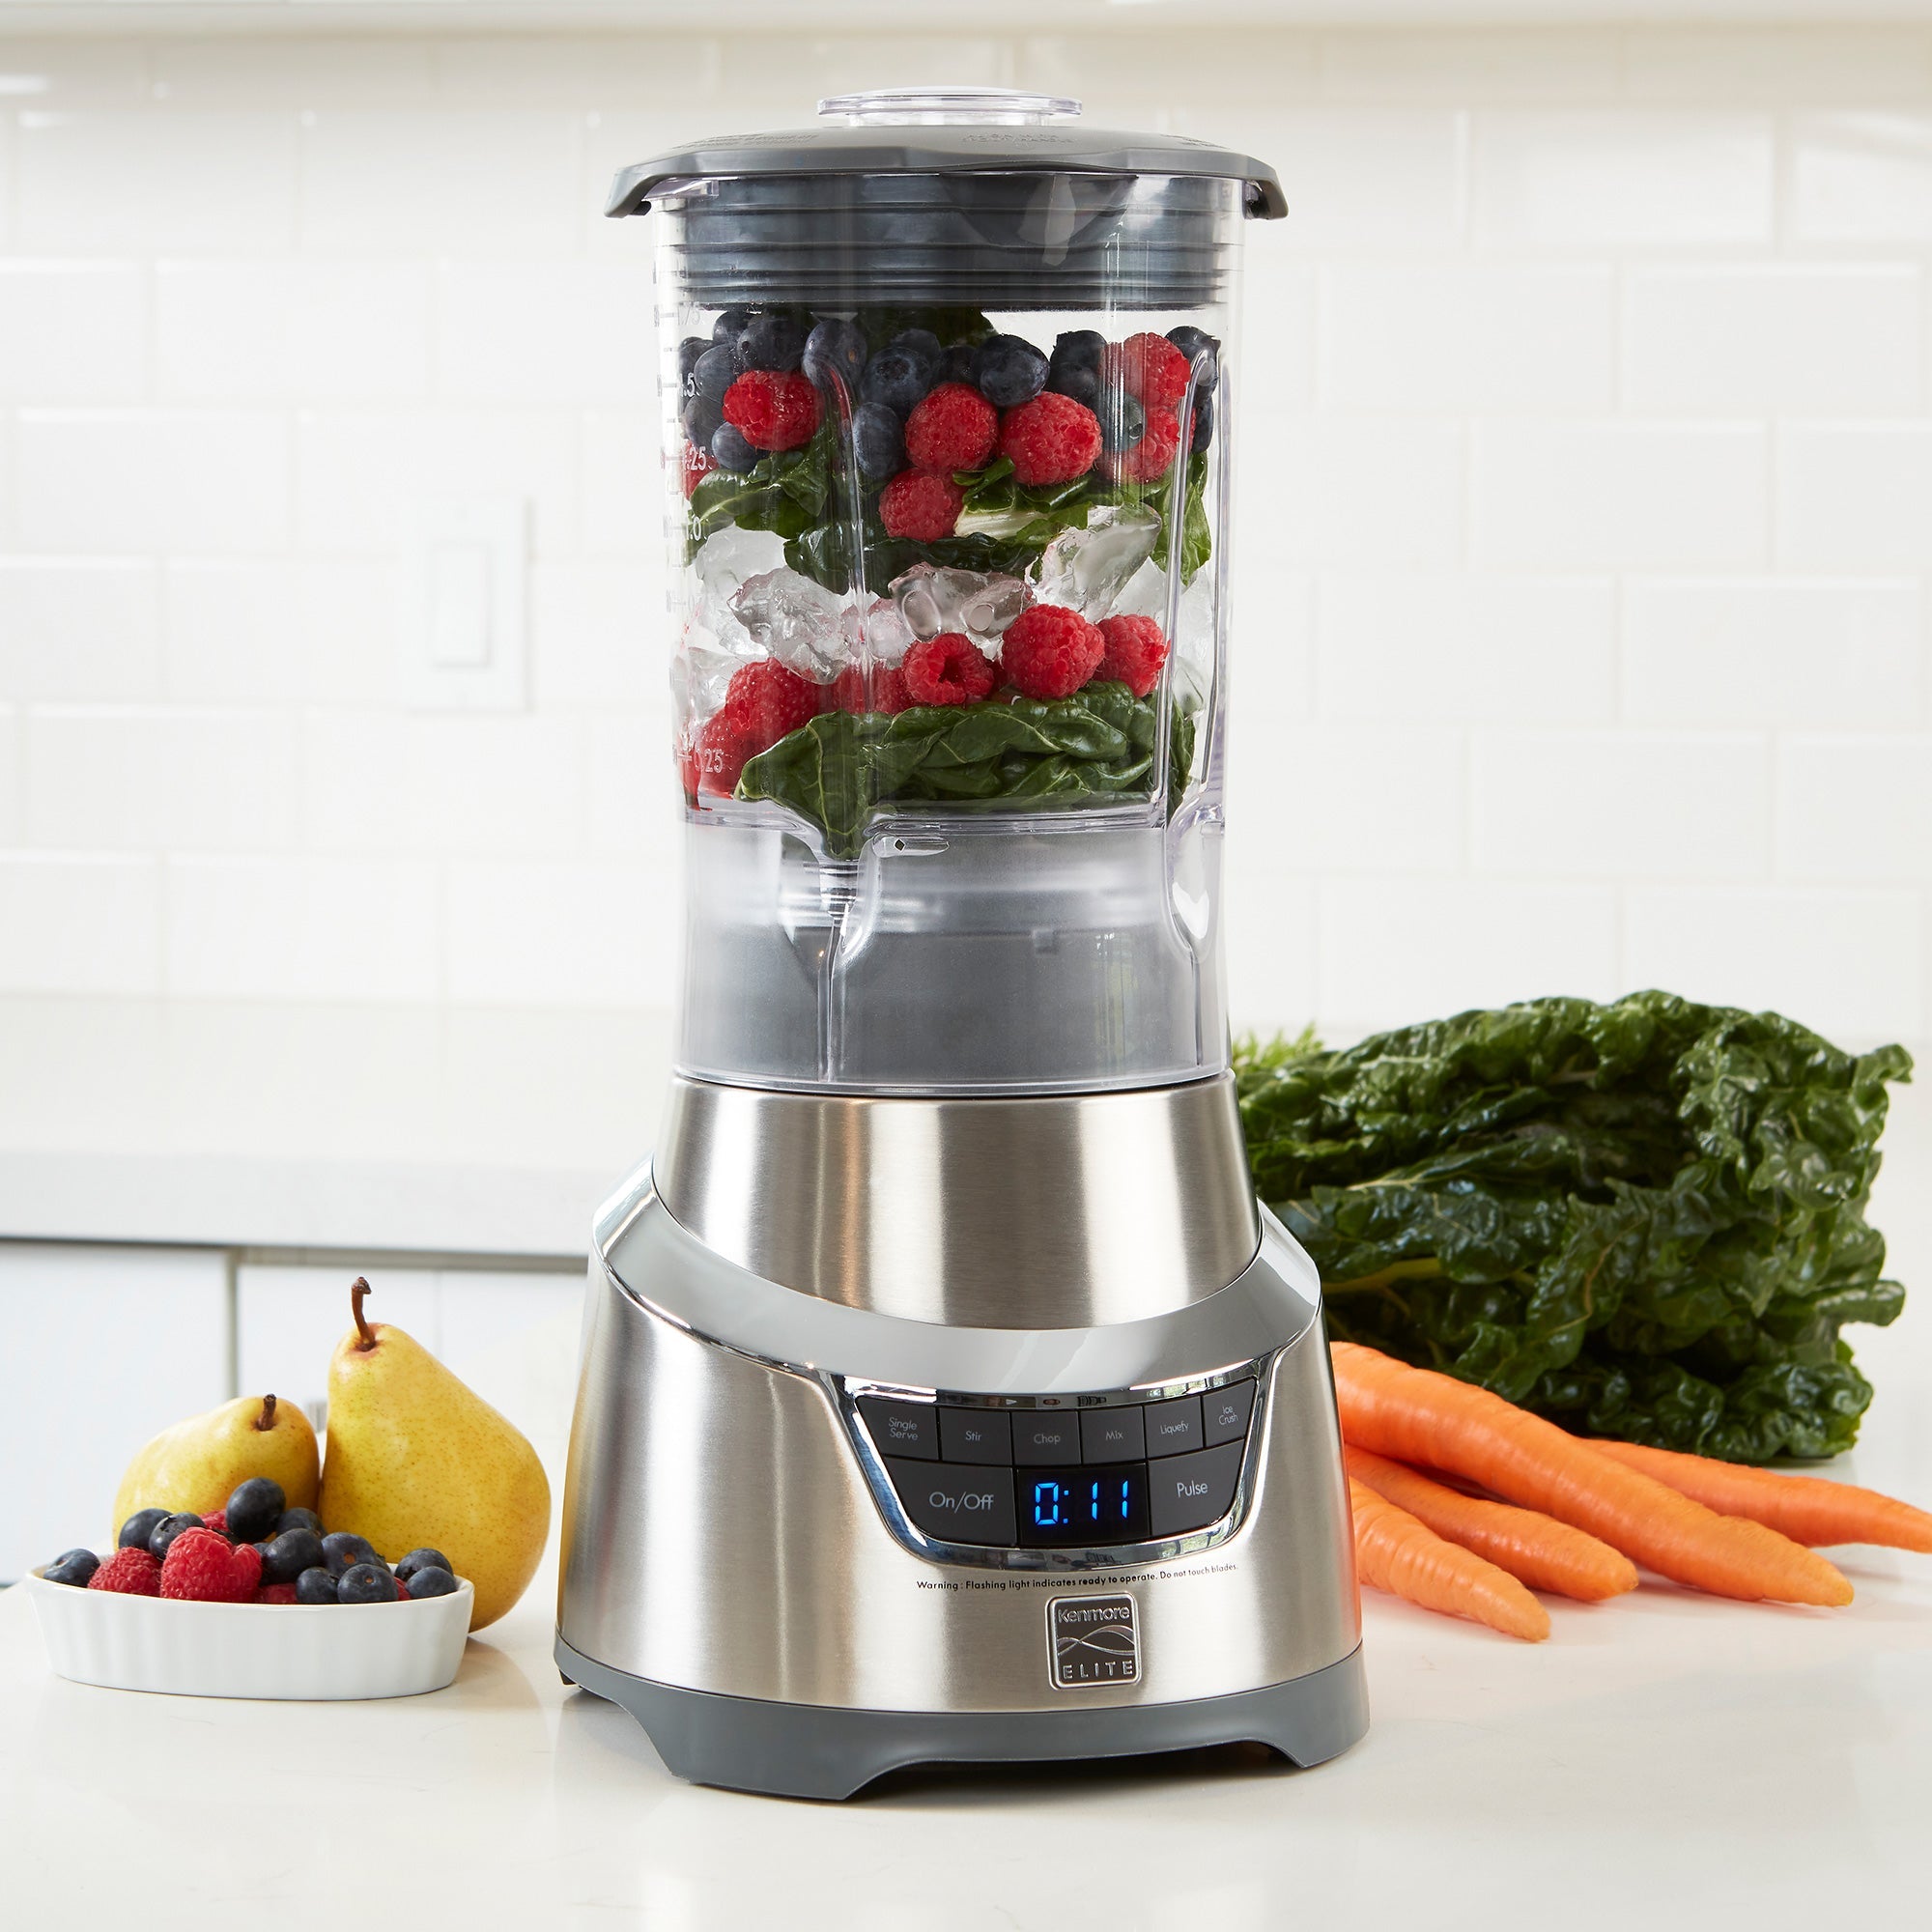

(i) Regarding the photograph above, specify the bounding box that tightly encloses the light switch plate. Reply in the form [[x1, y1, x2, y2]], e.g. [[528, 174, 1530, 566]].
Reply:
[[401, 497, 527, 711]]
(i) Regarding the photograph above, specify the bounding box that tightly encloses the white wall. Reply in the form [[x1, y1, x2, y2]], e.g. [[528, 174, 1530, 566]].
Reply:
[[1, 23, 1928, 1055]]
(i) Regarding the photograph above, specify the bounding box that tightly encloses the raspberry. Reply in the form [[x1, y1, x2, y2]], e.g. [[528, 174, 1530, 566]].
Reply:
[[879, 469, 964, 542], [200, 1509, 229, 1538], [1100, 404, 1180, 485], [691, 711, 753, 798], [1094, 614, 1170, 697], [902, 634, 998, 707], [830, 664, 912, 716], [903, 383, 998, 473], [1108, 331, 1192, 411], [393, 1577, 412, 1602], [721, 370, 821, 453], [1000, 605, 1104, 701], [159, 1527, 262, 1604], [997, 392, 1101, 487], [254, 1582, 298, 1605], [88, 1547, 161, 1597], [723, 660, 824, 753], [680, 442, 713, 497]]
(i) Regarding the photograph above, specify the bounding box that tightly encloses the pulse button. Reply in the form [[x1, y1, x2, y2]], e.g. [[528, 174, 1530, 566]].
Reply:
[[887, 1460, 1017, 1547]]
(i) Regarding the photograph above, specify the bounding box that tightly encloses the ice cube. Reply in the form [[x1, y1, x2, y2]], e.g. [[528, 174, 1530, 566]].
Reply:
[[889, 564, 1030, 648], [693, 524, 787, 600], [858, 596, 915, 668], [1029, 505, 1161, 620], [730, 567, 851, 678], [670, 596, 760, 724]]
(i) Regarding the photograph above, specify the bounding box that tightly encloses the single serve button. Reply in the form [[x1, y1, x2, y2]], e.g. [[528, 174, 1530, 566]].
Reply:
[[857, 1397, 938, 1461], [887, 1460, 1017, 1547]]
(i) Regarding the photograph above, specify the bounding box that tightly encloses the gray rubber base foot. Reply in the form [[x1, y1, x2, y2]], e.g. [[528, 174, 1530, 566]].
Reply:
[[556, 1633, 1368, 1801]]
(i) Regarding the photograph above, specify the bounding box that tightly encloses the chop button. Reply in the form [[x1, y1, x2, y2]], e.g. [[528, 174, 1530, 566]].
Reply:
[[887, 1461, 1017, 1548], [1147, 1441, 1244, 1538]]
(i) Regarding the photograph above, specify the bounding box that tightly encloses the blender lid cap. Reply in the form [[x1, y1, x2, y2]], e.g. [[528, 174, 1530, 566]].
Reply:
[[606, 88, 1286, 221]]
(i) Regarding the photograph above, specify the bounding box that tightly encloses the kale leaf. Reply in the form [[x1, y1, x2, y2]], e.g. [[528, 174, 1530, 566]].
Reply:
[[1235, 993, 1913, 1463]]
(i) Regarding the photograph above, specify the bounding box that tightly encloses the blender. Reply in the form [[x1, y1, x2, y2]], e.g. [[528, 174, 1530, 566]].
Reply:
[[555, 89, 1367, 1799]]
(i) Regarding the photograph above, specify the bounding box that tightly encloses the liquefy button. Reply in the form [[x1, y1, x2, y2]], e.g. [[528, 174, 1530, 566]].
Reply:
[[886, 1460, 1017, 1547]]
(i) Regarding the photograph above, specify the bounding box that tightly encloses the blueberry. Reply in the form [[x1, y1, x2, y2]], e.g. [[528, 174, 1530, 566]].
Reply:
[[690, 344, 740, 407], [1166, 324, 1220, 390], [258, 1526, 326, 1586], [860, 348, 931, 418], [45, 1548, 99, 1588], [939, 343, 976, 385], [972, 333, 1049, 409], [275, 1506, 323, 1538], [1051, 328, 1105, 372], [402, 1565, 458, 1600], [682, 393, 724, 451], [119, 1507, 170, 1551], [711, 305, 757, 358], [148, 1513, 203, 1561], [1096, 388, 1146, 454], [888, 328, 942, 375], [1048, 362, 1100, 412], [676, 334, 710, 387], [224, 1476, 285, 1545], [739, 312, 806, 374], [295, 1566, 340, 1605], [1189, 387, 1214, 453], [851, 402, 906, 481], [321, 1531, 382, 1578], [709, 423, 760, 473], [801, 318, 867, 395], [393, 1548, 453, 1583], [338, 1562, 400, 1605]]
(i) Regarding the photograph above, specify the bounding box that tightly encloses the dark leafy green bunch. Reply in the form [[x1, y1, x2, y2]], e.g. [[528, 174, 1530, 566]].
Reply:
[[1234, 993, 1913, 1463], [736, 683, 1197, 858]]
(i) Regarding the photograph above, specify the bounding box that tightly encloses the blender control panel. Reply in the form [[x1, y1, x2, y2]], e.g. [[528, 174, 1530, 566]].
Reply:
[[855, 1380, 1257, 1552]]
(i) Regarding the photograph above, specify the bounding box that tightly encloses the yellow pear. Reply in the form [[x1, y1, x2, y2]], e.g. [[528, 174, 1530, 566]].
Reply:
[[112, 1393, 320, 1543], [317, 1278, 550, 1632]]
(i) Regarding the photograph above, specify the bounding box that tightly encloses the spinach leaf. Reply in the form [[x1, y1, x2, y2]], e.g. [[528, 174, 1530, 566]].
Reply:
[[1236, 993, 1913, 1462]]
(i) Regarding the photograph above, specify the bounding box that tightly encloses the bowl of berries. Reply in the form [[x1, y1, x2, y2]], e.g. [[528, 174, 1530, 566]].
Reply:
[[27, 1476, 473, 1700]]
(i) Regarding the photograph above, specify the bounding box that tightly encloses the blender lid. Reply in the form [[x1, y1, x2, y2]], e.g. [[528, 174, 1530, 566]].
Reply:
[[609, 90, 1281, 310], [607, 88, 1285, 221]]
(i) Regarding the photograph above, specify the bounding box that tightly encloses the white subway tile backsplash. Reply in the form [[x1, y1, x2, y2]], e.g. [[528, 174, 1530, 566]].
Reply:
[[0, 264, 147, 403], [581, 408, 657, 558], [1624, 268, 1923, 415], [1263, 414, 1466, 569], [0, 854, 161, 994], [156, 261, 432, 402], [148, 35, 436, 106], [1624, 579, 1923, 727], [1472, 111, 1775, 247], [1624, 887, 1925, 1040], [1471, 730, 1772, 879], [585, 709, 668, 856], [1271, 724, 1466, 874], [18, 411, 291, 554], [17, 109, 298, 253], [530, 557, 665, 710], [25, 705, 298, 852], [1791, 114, 1932, 243], [0, 559, 160, 701], [434, 35, 718, 105], [0, 706, 19, 845], [1776, 424, 1932, 571], [1777, 736, 1932, 882], [164, 854, 440, 1001], [1319, 30, 1620, 100], [1317, 575, 1616, 725], [435, 261, 652, 405], [0, 38, 150, 104], [1474, 422, 1769, 570]]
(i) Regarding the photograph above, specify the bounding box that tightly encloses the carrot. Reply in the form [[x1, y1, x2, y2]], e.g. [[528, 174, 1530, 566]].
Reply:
[[1350, 1478, 1550, 1641], [1346, 1445, 1638, 1602], [1331, 1342, 1854, 1607], [1584, 1437, 1932, 1554]]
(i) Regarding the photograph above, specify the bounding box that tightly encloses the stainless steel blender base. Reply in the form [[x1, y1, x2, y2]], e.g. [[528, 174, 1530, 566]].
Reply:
[[557, 1634, 1367, 1801]]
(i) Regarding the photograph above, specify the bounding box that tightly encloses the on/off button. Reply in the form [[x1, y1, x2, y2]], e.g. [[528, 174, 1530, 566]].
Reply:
[[887, 1460, 1017, 1547]]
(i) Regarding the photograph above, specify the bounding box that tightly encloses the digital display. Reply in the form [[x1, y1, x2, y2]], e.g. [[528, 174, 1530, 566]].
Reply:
[[1016, 1463, 1151, 1548]]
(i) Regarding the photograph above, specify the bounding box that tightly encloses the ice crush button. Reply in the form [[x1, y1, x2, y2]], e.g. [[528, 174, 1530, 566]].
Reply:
[[939, 1406, 1012, 1466], [1012, 1412, 1081, 1465], [1202, 1378, 1256, 1448], [888, 1461, 1017, 1547], [858, 1397, 937, 1461], [1148, 1442, 1243, 1538], [1143, 1392, 1204, 1458]]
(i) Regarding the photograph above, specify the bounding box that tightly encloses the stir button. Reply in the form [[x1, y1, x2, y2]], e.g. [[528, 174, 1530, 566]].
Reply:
[[887, 1461, 1017, 1548], [1201, 1378, 1257, 1448], [1148, 1442, 1244, 1538], [1143, 1393, 1204, 1458], [938, 1406, 1012, 1466], [858, 1398, 938, 1461]]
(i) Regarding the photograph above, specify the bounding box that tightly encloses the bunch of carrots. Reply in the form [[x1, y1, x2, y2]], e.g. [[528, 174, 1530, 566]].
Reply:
[[1334, 1340, 1932, 1642]]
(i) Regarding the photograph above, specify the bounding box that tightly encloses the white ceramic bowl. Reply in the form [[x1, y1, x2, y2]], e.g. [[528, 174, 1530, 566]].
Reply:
[[26, 1569, 472, 1700]]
